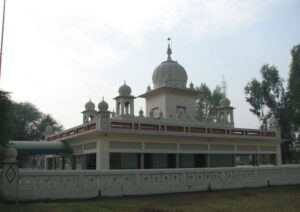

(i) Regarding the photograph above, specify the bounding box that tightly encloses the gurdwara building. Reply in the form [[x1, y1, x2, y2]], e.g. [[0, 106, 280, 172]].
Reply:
[[45, 44, 282, 170]]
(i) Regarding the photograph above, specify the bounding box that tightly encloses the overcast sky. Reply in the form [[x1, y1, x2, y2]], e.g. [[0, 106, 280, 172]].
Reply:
[[1, 0, 300, 129]]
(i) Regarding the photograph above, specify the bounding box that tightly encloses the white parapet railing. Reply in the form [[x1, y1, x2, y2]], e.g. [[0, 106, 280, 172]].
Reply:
[[13, 165, 300, 201]]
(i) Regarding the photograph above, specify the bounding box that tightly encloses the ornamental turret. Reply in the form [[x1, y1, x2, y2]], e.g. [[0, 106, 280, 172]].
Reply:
[[114, 82, 135, 116], [82, 99, 97, 124], [217, 97, 235, 127]]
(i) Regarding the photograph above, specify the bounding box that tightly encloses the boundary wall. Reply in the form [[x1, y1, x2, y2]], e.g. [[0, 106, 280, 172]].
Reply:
[[2, 165, 300, 201]]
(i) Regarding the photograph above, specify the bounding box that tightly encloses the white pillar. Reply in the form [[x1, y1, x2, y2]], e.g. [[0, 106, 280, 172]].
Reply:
[[99, 140, 110, 170], [96, 140, 101, 170], [230, 111, 234, 124], [276, 143, 282, 165], [1, 147, 19, 203], [121, 100, 125, 115], [130, 102, 134, 116], [116, 101, 120, 115]]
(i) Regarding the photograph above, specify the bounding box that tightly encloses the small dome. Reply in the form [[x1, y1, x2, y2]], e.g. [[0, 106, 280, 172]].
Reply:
[[139, 108, 144, 117], [147, 85, 151, 92], [190, 82, 194, 89], [118, 82, 132, 96], [98, 98, 109, 111], [152, 44, 187, 89], [85, 100, 95, 111], [219, 97, 230, 107]]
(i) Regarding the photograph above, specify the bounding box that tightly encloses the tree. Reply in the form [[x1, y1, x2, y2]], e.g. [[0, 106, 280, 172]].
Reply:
[[11, 102, 63, 141], [288, 44, 300, 129], [11, 102, 42, 140], [244, 65, 288, 128], [244, 64, 295, 163], [37, 114, 63, 140], [196, 83, 224, 121], [0, 89, 13, 147]]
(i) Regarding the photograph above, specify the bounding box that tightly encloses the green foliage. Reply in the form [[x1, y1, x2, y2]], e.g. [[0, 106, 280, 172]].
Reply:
[[11, 102, 63, 141], [38, 114, 63, 140], [196, 83, 224, 121], [0, 89, 13, 147], [244, 64, 289, 131], [11, 102, 42, 140], [245, 43, 300, 163], [288, 44, 300, 129], [244, 64, 294, 163]]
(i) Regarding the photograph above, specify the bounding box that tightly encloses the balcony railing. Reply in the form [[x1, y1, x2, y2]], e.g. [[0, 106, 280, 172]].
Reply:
[[46, 122, 96, 141], [47, 120, 276, 142]]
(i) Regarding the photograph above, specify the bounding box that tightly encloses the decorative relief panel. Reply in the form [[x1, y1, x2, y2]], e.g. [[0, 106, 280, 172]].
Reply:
[[49, 177, 62, 188], [19, 177, 34, 189], [196, 173, 204, 182], [98, 176, 110, 186], [5, 166, 17, 184], [121, 175, 135, 185], [202, 172, 210, 181], [84, 176, 98, 187], [14, 166, 300, 201], [162, 174, 171, 184], [33, 177, 48, 189], [142, 175, 152, 185], [171, 174, 181, 184], [211, 172, 220, 181], [62, 176, 78, 188], [187, 173, 195, 184], [152, 175, 161, 184], [109, 176, 121, 185], [224, 171, 233, 179]]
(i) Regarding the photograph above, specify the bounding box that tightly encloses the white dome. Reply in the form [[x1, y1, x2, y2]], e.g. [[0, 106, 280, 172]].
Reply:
[[152, 44, 187, 89], [219, 97, 230, 107], [118, 83, 132, 96], [4, 146, 18, 160], [152, 61, 187, 89], [98, 99, 109, 111], [85, 100, 95, 111]]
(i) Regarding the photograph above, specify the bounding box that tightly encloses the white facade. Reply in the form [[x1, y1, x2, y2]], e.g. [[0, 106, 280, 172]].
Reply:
[[45, 44, 282, 171], [140, 87, 197, 119]]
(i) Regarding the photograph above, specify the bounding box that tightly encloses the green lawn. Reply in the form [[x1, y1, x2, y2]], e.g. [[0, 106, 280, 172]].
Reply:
[[1, 186, 300, 212]]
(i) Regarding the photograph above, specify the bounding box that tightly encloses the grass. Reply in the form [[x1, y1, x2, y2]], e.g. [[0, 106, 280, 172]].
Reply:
[[1, 185, 300, 212]]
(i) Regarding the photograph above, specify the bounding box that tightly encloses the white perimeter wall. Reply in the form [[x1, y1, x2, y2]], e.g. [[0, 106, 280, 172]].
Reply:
[[8, 165, 300, 201]]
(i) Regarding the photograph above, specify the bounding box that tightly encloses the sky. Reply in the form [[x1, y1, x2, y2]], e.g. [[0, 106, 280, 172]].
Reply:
[[1, 0, 300, 129]]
